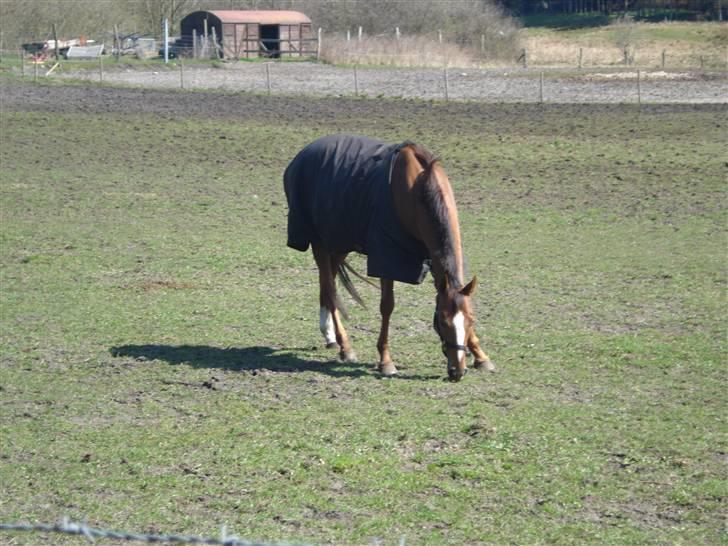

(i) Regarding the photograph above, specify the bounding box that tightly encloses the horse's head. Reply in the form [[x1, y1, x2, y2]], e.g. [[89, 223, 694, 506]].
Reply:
[[434, 276, 477, 381]]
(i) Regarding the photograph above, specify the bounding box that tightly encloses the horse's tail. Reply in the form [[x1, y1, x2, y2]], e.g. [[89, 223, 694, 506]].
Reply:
[[338, 260, 377, 309]]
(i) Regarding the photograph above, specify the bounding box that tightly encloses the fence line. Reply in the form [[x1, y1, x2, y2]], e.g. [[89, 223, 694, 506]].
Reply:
[[0, 518, 315, 545], [1, 49, 725, 104]]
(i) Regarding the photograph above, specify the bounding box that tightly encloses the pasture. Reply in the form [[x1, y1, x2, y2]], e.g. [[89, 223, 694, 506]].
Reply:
[[0, 81, 726, 545]]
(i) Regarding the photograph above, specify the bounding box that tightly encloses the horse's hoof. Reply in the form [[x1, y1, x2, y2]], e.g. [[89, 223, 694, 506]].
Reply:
[[474, 359, 496, 372], [378, 362, 398, 377], [325, 342, 338, 349], [340, 350, 357, 363]]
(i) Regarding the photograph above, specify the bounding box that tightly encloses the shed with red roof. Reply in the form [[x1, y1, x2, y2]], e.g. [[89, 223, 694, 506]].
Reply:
[[180, 10, 314, 59]]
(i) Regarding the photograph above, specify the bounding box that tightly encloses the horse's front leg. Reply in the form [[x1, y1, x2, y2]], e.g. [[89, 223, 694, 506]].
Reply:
[[468, 331, 496, 372], [376, 279, 397, 376], [313, 245, 356, 362]]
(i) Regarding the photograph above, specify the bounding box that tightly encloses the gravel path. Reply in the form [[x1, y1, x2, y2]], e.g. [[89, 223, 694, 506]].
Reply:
[[56, 61, 728, 103]]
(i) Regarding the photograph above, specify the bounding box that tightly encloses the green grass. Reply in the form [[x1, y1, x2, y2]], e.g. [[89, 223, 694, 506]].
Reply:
[[0, 84, 726, 545]]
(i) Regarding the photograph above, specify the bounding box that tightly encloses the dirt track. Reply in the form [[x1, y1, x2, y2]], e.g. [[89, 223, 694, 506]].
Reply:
[[51, 61, 728, 103], [2, 78, 726, 127]]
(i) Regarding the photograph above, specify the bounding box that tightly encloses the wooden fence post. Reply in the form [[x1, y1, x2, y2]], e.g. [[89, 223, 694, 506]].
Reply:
[[114, 25, 121, 61], [211, 27, 221, 59], [354, 65, 359, 96], [52, 23, 60, 60], [539, 71, 544, 103], [180, 57, 184, 89], [20, 50, 25, 76], [636, 70, 641, 105], [443, 67, 449, 101], [265, 62, 271, 95], [661, 49, 666, 69], [317, 28, 322, 60], [578, 47, 583, 69]]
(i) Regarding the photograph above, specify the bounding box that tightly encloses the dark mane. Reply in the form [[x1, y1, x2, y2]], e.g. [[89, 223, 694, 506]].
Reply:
[[408, 145, 462, 290], [408, 142, 438, 168]]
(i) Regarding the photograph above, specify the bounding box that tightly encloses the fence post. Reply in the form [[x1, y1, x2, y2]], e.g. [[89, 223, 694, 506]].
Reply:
[[20, 50, 25, 76], [636, 70, 641, 105], [539, 71, 544, 103], [317, 28, 322, 60], [354, 65, 359, 96], [346, 29, 351, 42], [211, 27, 220, 59], [443, 67, 449, 101], [193, 30, 198, 59], [52, 23, 60, 60], [180, 57, 184, 89], [395, 27, 400, 41], [521, 48, 528, 68], [358, 26, 362, 41], [578, 47, 583, 70], [33, 59, 38, 83], [661, 49, 666, 69], [265, 62, 271, 95]]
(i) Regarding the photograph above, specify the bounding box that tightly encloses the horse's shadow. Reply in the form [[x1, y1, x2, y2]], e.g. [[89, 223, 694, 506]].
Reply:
[[109, 344, 441, 381]]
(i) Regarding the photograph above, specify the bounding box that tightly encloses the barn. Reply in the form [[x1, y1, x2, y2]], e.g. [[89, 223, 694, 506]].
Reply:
[[180, 10, 314, 59]]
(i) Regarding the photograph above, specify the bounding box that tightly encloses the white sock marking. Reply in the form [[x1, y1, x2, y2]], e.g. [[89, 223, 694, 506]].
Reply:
[[453, 311, 466, 363], [320, 308, 336, 345]]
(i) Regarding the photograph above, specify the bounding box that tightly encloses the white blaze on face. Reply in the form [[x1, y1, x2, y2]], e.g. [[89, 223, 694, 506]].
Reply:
[[320, 307, 336, 345], [453, 311, 466, 363]]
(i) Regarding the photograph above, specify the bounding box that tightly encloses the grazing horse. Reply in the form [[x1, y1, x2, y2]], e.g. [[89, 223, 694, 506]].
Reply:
[[284, 134, 494, 381]]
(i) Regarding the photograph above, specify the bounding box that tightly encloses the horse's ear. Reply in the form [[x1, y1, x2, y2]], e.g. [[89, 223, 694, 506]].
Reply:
[[460, 276, 477, 297]]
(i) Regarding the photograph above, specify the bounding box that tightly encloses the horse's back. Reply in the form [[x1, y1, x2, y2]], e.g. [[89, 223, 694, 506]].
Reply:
[[284, 134, 394, 254], [284, 134, 430, 284]]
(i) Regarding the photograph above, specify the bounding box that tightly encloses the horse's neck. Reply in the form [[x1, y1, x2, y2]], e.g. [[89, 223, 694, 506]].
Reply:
[[392, 148, 463, 288], [426, 178, 464, 290]]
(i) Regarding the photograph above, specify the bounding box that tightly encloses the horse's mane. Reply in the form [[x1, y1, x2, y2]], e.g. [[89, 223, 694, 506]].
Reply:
[[403, 143, 463, 290]]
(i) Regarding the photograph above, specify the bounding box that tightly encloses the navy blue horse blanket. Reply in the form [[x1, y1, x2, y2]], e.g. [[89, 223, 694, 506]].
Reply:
[[284, 134, 430, 285]]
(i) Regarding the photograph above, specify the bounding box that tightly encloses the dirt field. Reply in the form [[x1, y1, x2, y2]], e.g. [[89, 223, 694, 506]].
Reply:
[[2, 78, 725, 125], [52, 61, 728, 103]]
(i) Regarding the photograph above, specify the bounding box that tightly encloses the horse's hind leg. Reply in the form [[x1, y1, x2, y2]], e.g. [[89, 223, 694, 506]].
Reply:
[[312, 244, 356, 362], [376, 279, 398, 376]]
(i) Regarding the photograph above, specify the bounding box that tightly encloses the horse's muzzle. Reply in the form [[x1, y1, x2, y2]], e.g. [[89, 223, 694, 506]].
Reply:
[[447, 365, 467, 382]]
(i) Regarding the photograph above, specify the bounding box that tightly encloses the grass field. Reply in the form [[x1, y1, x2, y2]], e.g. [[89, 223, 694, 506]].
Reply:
[[0, 82, 726, 545]]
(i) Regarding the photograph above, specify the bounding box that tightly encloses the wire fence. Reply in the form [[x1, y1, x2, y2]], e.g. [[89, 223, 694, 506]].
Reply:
[[0, 519, 311, 545], [1, 48, 726, 104], [0, 518, 407, 545]]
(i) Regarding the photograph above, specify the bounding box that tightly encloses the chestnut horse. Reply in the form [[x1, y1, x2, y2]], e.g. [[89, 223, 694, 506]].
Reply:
[[284, 135, 494, 381]]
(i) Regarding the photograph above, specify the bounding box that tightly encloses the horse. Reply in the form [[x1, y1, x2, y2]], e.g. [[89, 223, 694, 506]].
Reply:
[[284, 134, 494, 381]]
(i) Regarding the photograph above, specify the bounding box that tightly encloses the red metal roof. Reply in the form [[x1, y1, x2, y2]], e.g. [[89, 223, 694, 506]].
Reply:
[[207, 10, 311, 25]]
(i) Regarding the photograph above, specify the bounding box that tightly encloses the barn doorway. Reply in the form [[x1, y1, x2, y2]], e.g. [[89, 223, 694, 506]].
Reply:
[[260, 25, 280, 58]]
